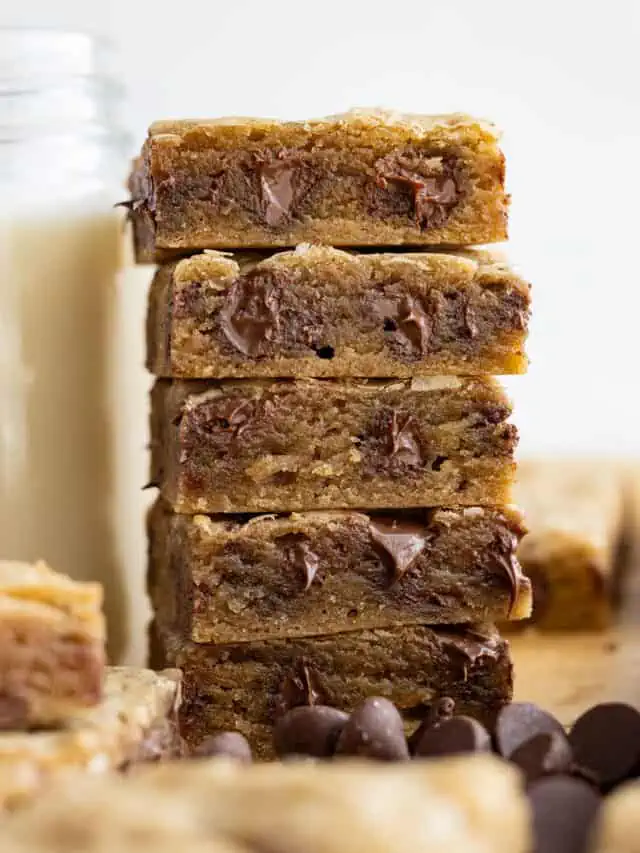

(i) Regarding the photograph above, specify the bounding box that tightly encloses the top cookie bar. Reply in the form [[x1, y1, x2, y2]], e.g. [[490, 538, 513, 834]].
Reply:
[[128, 110, 508, 259]]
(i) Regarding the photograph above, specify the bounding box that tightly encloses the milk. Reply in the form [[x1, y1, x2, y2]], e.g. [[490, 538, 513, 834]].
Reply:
[[0, 201, 127, 659]]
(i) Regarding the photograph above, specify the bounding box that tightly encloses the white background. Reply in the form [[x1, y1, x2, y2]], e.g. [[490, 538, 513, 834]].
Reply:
[[3, 0, 640, 455]]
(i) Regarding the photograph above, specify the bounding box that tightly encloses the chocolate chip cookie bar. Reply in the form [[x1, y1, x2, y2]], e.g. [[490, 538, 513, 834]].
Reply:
[[150, 377, 517, 513], [128, 110, 509, 260], [150, 621, 513, 757], [514, 461, 625, 630], [594, 783, 640, 853], [148, 246, 530, 379], [0, 561, 106, 729], [1, 757, 529, 853], [148, 502, 531, 643], [0, 667, 182, 811]]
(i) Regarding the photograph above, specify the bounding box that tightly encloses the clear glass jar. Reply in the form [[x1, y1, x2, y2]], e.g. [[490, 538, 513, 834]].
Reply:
[[0, 29, 129, 660]]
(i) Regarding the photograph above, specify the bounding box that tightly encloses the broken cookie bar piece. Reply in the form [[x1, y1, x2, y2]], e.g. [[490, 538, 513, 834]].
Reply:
[[147, 246, 530, 379], [513, 461, 625, 630], [128, 110, 508, 260], [593, 782, 640, 853], [150, 621, 513, 758], [150, 377, 517, 513], [0, 667, 182, 811], [1, 757, 529, 853], [0, 561, 106, 729], [148, 502, 531, 644]]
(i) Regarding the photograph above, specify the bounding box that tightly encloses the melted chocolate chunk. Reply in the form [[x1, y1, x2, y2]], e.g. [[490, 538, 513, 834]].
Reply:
[[373, 153, 461, 229], [379, 295, 431, 354], [369, 518, 431, 582], [491, 528, 523, 616], [279, 534, 320, 591], [220, 272, 281, 356], [276, 660, 324, 716], [189, 397, 256, 443], [260, 161, 296, 227], [438, 628, 500, 665], [389, 411, 423, 466]]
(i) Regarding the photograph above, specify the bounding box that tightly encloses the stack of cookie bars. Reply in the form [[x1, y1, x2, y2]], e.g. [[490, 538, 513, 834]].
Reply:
[[131, 110, 533, 756]]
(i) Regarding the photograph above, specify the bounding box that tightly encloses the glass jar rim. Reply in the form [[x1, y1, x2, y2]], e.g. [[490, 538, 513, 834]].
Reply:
[[0, 27, 117, 83]]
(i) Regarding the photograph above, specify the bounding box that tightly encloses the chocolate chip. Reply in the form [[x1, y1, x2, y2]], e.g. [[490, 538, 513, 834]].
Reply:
[[0, 694, 28, 729], [388, 411, 422, 466], [369, 518, 430, 582], [276, 660, 324, 716], [494, 702, 565, 758], [274, 706, 349, 758], [335, 697, 409, 761], [413, 716, 491, 758], [510, 731, 573, 783], [193, 732, 252, 763], [379, 294, 431, 354], [374, 154, 461, 229], [528, 776, 601, 853], [280, 534, 320, 591], [219, 272, 281, 357], [568, 702, 640, 789], [407, 697, 456, 754], [260, 161, 295, 226]]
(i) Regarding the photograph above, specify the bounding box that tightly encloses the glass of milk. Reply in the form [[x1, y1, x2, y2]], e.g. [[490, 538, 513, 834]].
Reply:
[[0, 29, 130, 660]]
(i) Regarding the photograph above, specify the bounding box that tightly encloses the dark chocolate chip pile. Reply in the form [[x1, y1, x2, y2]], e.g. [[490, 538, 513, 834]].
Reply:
[[193, 698, 640, 853]]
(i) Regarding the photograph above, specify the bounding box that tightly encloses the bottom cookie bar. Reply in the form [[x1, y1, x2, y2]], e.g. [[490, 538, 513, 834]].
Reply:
[[151, 621, 513, 757], [0, 667, 182, 811], [1, 756, 528, 853]]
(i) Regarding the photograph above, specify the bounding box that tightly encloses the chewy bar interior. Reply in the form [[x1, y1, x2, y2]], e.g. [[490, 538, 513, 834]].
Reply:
[[150, 376, 517, 513], [129, 110, 509, 260], [514, 460, 625, 630], [150, 620, 513, 757], [0, 757, 529, 853], [147, 246, 530, 379], [148, 501, 531, 643], [0, 560, 106, 729], [0, 667, 182, 811]]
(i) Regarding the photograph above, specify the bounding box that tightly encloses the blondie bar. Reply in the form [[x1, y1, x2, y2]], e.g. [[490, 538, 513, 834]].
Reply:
[[129, 110, 508, 259], [150, 621, 513, 757], [514, 461, 625, 629], [594, 783, 640, 853], [1, 757, 528, 853], [150, 377, 517, 513], [148, 502, 530, 643], [148, 246, 530, 379], [0, 561, 105, 728], [0, 667, 182, 811]]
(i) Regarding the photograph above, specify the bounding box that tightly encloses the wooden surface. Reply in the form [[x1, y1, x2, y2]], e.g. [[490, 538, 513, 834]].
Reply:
[[511, 629, 640, 725]]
